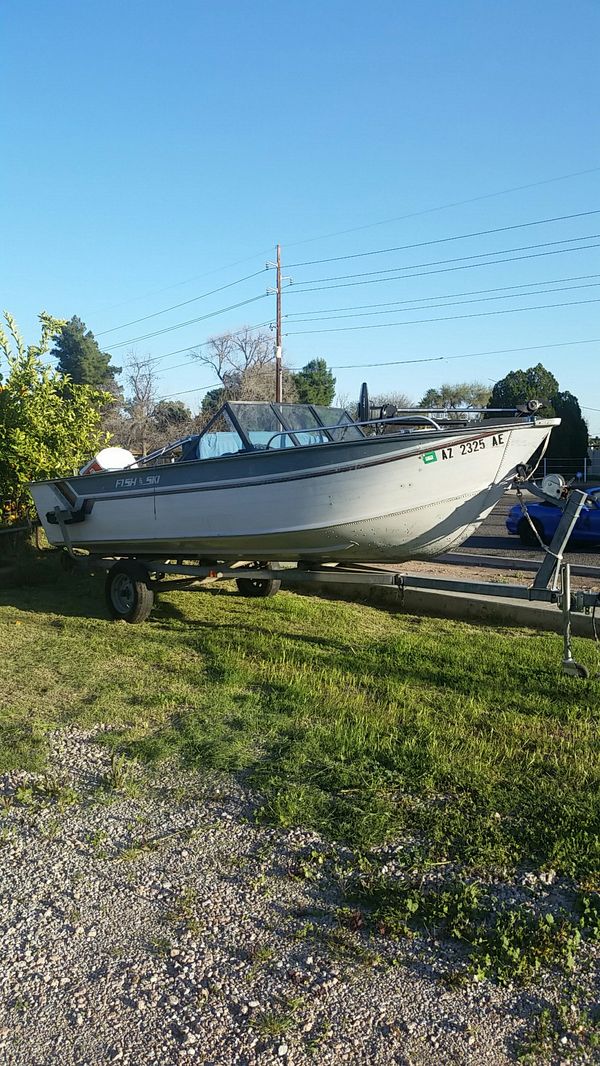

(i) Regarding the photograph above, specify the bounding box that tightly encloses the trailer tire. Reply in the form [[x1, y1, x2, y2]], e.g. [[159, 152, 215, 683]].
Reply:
[[517, 516, 545, 547], [105, 560, 155, 623], [236, 561, 281, 598]]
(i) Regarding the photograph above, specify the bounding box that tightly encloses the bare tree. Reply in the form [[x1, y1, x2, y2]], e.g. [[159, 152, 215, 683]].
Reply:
[[123, 353, 160, 454], [192, 327, 297, 417], [335, 389, 415, 420], [334, 391, 357, 416], [370, 391, 415, 411]]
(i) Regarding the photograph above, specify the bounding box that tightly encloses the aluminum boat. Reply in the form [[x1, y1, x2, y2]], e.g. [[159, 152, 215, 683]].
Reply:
[[29, 400, 559, 563]]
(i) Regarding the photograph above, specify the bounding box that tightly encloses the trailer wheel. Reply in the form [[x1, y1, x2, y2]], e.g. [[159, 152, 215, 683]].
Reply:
[[105, 560, 155, 623], [517, 516, 545, 547], [563, 660, 589, 679], [236, 561, 281, 598]]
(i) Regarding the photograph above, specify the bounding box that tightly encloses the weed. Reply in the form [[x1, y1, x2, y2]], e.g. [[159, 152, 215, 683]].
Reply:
[[148, 935, 173, 956], [87, 829, 108, 858], [253, 995, 304, 1036], [14, 784, 37, 807], [0, 825, 16, 846], [38, 815, 61, 840], [101, 753, 141, 797], [469, 909, 581, 984], [344, 872, 599, 985], [166, 887, 202, 935], [247, 943, 276, 964], [577, 892, 600, 939], [117, 838, 159, 861], [348, 875, 483, 941], [38, 774, 78, 807], [292, 848, 329, 882], [518, 999, 600, 1063], [325, 926, 384, 969], [14, 776, 77, 810]]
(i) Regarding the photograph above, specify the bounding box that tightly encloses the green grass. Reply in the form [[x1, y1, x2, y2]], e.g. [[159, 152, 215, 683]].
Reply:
[[0, 562, 599, 882]]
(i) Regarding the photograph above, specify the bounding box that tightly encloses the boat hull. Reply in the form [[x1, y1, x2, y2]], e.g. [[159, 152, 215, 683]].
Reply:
[[30, 420, 556, 563]]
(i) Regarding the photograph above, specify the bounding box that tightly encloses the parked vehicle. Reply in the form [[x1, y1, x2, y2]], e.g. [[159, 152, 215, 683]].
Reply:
[[506, 486, 600, 546]]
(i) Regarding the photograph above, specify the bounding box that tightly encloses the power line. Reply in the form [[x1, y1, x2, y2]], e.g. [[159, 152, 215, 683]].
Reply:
[[287, 241, 600, 295], [158, 336, 600, 401], [286, 209, 600, 268], [158, 319, 600, 382], [152, 278, 599, 378], [89, 247, 274, 320], [96, 269, 267, 337], [90, 166, 600, 327], [149, 319, 275, 373], [161, 380, 223, 399], [290, 233, 600, 288], [285, 276, 600, 323], [326, 337, 600, 370], [159, 337, 600, 401], [105, 294, 268, 351], [285, 296, 600, 336], [133, 272, 598, 376], [285, 281, 600, 325], [281, 165, 600, 248]]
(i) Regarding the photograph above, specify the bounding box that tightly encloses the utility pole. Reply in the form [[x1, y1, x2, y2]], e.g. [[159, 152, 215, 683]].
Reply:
[[275, 243, 283, 403], [267, 245, 291, 403]]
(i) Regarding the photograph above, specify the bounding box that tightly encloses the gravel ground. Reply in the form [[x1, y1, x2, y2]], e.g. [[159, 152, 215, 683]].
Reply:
[[0, 731, 597, 1066]]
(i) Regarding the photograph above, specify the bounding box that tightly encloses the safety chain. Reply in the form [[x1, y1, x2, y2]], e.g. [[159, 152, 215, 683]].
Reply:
[[515, 484, 561, 561]]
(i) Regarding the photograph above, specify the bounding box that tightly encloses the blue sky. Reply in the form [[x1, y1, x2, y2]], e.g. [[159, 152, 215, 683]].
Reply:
[[2, 0, 599, 432]]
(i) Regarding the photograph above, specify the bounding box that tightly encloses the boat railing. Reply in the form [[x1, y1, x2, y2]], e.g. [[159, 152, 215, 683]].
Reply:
[[264, 415, 443, 449], [128, 435, 196, 468]]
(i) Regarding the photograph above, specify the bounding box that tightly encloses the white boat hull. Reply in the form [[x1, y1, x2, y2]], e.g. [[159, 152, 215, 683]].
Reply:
[[30, 421, 555, 563]]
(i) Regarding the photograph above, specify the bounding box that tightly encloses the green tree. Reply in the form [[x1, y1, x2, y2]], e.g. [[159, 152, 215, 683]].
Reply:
[[152, 399, 193, 434], [546, 391, 589, 461], [420, 381, 491, 414], [0, 312, 109, 520], [201, 387, 226, 420], [488, 364, 588, 460], [292, 358, 336, 405], [51, 316, 121, 390], [487, 363, 558, 415]]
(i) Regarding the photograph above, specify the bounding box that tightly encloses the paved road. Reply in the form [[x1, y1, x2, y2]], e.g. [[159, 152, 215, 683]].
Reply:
[[459, 493, 600, 568]]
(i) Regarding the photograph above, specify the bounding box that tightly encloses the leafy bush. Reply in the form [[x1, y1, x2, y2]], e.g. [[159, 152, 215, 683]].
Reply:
[[0, 311, 109, 520]]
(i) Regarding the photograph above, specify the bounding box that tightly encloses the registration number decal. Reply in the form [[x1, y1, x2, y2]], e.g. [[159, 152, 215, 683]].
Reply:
[[435, 433, 505, 462]]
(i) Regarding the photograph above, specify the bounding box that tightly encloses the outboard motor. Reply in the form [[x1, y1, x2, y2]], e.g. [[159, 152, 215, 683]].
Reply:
[[79, 447, 137, 475]]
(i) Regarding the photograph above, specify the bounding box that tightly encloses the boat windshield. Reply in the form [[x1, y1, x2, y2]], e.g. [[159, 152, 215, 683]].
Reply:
[[227, 402, 364, 448], [228, 403, 299, 449], [311, 406, 363, 442], [178, 402, 365, 463], [194, 412, 245, 460]]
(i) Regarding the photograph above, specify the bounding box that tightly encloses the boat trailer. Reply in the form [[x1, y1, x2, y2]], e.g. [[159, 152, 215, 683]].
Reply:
[[56, 479, 600, 680]]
